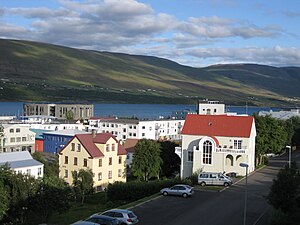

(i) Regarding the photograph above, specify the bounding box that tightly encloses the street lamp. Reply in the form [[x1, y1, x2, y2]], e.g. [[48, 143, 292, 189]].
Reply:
[[240, 163, 249, 225], [286, 145, 291, 168]]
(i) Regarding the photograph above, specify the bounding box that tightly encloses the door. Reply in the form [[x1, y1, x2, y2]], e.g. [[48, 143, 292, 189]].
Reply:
[[209, 173, 218, 185]]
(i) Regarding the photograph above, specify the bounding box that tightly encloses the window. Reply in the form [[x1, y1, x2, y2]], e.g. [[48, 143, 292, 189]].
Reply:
[[142, 133, 145, 137], [118, 169, 122, 177], [142, 126, 145, 129], [123, 128, 126, 132], [98, 172, 102, 181], [77, 144, 81, 152], [38, 167, 42, 176], [133, 133, 136, 137], [22, 137, 26, 142], [203, 140, 212, 164], [106, 144, 110, 152], [98, 159, 102, 167], [65, 156, 68, 164], [133, 126, 136, 129], [16, 128, 20, 133], [64, 169, 68, 178], [129, 133, 132, 136], [74, 157, 78, 165], [109, 157, 112, 165], [71, 143, 75, 151], [10, 137, 15, 143], [123, 135, 126, 139], [112, 144, 115, 151], [187, 151, 193, 162], [119, 156, 122, 164], [16, 137, 21, 142], [108, 171, 112, 179], [129, 125, 132, 129], [26, 169, 31, 176], [83, 158, 88, 167], [234, 140, 242, 149], [9, 129, 14, 133]]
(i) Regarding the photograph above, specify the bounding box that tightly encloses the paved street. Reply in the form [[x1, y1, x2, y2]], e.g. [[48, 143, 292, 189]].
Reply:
[[133, 151, 299, 225]]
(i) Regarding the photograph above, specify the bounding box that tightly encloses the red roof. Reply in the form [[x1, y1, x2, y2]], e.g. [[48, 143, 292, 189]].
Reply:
[[59, 133, 126, 158], [182, 114, 254, 138], [123, 139, 139, 153]]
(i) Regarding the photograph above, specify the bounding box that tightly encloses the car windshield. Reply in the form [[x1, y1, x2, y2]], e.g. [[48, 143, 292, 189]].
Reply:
[[128, 213, 136, 218]]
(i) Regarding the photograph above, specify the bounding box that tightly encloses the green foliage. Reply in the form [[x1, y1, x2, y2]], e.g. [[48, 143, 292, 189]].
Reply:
[[32, 152, 59, 178], [66, 110, 74, 121], [106, 179, 183, 202], [72, 169, 94, 204], [254, 114, 289, 165], [159, 141, 181, 178], [0, 182, 9, 220], [131, 139, 162, 181], [268, 162, 300, 214]]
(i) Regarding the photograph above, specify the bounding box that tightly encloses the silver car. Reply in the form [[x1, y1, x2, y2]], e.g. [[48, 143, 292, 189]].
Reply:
[[72, 215, 121, 225], [160, 184, 194, 198], [99, 209, 139, 225]]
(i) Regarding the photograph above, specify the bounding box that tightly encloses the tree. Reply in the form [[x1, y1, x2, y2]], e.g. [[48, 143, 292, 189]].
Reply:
[[254, 114, 288, 165], [66, 110, 74, 121], [72, 169, 94, 204], [159, 141, 181, 178], [268, 162, 300, 214], [0, 182, 9, 221], [131, 139, 162, 181]]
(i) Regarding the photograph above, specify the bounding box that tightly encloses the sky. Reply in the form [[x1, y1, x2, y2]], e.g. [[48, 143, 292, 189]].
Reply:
[[0, 0, 300, 67]]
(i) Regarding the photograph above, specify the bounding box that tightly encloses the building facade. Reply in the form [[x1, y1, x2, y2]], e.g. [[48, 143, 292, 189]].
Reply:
[[1, 124, 35, 153], [23, 103, 94, 120], [43, 129, 88, 154], [0, 151, 44, 179], [197, 100, 225, 115], [180, 114, 256, 178], [58, 132, 127, 190]]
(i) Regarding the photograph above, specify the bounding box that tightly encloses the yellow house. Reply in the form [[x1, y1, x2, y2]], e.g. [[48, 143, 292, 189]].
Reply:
[[59, 132, 127, 191]]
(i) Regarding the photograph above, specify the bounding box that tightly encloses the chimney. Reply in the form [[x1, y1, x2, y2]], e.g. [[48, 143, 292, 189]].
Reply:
[[91, 129, 97, 138]]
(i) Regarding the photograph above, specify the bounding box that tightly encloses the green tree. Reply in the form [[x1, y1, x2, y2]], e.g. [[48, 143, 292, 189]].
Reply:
[[0, 182, 9, 221], [268, 162, 300, 214], [131, 139, 162, 181], [72, 169, 94, 204], [66, 110, 74, 121], [159, 141, 180, 178], [254, 114, 288, 165]]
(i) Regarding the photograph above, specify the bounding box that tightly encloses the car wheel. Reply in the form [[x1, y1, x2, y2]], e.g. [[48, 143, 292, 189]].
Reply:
[[163, 191, 168, 196], [200, 182, 206, 186], [182, 193, 188, 198], [224, 182, 229, 187]]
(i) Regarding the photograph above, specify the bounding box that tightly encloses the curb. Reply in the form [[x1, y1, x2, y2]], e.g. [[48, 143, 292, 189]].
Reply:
[[127, 195, 162, 210]]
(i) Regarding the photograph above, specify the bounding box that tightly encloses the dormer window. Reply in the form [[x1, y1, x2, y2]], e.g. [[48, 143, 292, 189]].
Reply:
[[106, 144, 110, 152]]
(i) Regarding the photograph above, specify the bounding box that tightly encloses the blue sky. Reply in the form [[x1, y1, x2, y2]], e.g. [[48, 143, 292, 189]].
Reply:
[[0, 0, 299, 67]]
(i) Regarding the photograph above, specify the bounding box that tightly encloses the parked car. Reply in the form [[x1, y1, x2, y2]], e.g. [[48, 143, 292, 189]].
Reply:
[[71, 214, 121, 225], [198, 172, 232, 186], [160, 184, 194, 198], [98, 209, 139, 225]]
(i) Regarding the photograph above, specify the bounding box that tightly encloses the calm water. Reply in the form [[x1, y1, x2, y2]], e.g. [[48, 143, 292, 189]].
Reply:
[[0, 102, 280, 119]]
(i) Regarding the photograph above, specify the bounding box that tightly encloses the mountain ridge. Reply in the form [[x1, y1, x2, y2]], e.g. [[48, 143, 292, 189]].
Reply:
[[0, 39, 299, 106]]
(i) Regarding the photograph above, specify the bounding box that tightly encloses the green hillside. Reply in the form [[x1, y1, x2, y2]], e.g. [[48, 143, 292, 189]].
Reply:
[[0, 39, 300, 106]]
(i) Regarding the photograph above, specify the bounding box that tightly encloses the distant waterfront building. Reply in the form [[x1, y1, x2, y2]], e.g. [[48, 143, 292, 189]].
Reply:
[[259, 109, 300, 120], [23, 103, 94, 120], [197, 99, 225, 115], [171, 109, 196, 119]]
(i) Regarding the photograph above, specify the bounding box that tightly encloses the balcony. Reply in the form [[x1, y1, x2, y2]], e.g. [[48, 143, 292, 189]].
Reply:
[[215, 145, 247, 154]]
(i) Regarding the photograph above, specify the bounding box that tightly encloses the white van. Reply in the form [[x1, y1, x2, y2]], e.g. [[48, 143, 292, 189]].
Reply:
[[198, 172, 232, 187]]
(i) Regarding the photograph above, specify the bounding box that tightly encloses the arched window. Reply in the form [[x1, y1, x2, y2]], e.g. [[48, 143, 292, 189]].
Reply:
[[203, 140, 212, 164], [226, 155, 234, 166]]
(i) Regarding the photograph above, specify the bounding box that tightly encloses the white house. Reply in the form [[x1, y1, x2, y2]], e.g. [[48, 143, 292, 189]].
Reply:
[[1, 124, 36, 153], [0, 151, 44, 179], [180, 114, 256, 178], [87, 117, 184, 142]]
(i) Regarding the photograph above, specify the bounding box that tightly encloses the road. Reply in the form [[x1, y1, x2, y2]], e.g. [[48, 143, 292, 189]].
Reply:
[[133, 150, 299, 225]]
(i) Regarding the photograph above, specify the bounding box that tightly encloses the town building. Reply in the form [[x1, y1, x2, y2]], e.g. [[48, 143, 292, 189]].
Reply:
[[123, 138, 139, 169], [23, 103, 94, 120], [179, 114, 256, 178], [30, 128, 47, 152], [29, 122, 85, 131], [1, 124, 35, 153], [259, 108, 300, 120], [197, 99, 226, 115], [43, 129, 88, 154], [0, 151, 44, 179], [58, 132, 127, 191], [87, 117, 184, 142]]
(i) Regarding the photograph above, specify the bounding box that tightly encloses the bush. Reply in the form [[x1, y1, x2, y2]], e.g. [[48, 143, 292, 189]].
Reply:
[[106, 179, 184, 202]]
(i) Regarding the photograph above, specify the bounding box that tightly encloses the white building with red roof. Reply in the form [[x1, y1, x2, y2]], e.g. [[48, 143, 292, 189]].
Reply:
[[58, 132, 127, 190], [180, 114, 256, 178]]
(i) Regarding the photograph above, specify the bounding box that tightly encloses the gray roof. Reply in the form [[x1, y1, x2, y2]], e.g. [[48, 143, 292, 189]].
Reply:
[[0, 151, 43, 169], [43, 129, 88, 136]]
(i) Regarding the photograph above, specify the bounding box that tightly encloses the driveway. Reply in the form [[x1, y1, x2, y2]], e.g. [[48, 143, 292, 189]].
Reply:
[[133, 151, 298, 225]]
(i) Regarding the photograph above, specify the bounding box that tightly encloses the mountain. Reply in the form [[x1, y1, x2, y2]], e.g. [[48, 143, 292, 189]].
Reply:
[[0, 39, 300, 106]]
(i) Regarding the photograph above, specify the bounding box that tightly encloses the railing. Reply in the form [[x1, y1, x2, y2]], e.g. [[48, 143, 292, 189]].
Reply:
[[215, 147, 246, 154]]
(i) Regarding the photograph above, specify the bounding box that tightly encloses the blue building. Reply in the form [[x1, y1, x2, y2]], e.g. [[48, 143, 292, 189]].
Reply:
[[43, 129, 87, 154]]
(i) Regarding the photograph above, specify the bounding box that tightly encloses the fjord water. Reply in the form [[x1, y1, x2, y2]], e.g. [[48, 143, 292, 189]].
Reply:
[[0, 102, 279, 119]]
